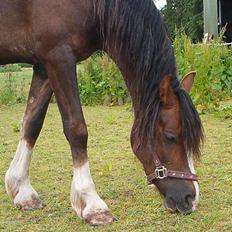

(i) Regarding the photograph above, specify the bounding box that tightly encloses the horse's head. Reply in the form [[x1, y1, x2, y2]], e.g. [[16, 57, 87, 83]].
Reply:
[[132, 71, 202, 214]]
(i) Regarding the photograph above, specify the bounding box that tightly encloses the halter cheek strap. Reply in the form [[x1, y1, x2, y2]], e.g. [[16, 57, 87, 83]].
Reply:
[[147, 153, 198, 185]]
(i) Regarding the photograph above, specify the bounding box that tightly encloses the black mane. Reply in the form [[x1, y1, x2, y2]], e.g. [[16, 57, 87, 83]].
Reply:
[[94, 0, 203, 157]]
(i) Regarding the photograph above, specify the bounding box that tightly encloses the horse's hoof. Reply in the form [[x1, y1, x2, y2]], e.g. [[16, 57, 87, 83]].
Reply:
[[15, 194, 44, 211], [84, 210, 115, 226]]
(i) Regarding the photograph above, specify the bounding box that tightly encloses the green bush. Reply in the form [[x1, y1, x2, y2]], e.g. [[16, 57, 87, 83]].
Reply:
[[78, 54, 128, 106], [174, 33, 232, 109]]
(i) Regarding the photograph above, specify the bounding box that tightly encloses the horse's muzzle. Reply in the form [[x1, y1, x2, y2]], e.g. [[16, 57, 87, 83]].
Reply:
[[164, 191, 196, 214]]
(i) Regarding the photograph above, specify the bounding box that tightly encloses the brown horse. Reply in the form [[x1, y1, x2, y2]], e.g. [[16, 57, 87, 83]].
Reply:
[[2, 0, 203, 226]]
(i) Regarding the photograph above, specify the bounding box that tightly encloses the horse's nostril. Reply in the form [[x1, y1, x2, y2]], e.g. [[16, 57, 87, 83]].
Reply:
[[184, 193, 195, 207], [165, 191, 196, 214], [164, 196, 177, 212]]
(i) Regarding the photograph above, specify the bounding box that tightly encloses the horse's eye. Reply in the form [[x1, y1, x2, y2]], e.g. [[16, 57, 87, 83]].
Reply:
[[164, 132, 178, 144]]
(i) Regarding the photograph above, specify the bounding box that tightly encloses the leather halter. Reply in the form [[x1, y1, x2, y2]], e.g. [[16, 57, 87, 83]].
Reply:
[[147, 152, 198, 184]]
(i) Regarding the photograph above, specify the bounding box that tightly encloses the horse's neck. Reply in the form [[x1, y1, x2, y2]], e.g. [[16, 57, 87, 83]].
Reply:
[[106, 45, 176, 106], [105, 51, 136, 100]]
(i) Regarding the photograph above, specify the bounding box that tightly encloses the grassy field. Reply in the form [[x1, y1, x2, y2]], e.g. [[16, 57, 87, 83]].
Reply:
[[0, 104, 232, 232]]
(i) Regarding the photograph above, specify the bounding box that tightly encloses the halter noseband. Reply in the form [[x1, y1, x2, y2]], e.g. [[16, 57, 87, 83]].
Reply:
[[147, 152, 198, 184]]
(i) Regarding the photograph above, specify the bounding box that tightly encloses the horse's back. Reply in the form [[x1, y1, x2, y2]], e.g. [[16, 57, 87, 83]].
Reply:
[[0, 0, 98, 64], [31, 0, 98, 61]]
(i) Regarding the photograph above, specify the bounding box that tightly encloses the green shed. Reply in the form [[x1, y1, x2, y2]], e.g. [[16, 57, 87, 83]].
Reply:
[[203, 0, 232, 42]]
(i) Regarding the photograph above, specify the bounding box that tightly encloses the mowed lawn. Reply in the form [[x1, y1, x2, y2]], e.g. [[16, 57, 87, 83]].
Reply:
[[0, 104, 232, 232]]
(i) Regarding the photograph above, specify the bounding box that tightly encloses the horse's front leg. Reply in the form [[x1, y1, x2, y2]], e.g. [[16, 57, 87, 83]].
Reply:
[[44, 46, 114, 226], [5, 64, 53, 210]]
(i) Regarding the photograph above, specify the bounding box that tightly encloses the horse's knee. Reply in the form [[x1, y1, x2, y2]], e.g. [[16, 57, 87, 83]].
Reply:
[[64, 121, 88, 148]]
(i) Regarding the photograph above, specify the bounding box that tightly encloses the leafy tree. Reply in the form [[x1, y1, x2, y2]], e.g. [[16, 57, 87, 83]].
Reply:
[[161, 0, 203, 42]]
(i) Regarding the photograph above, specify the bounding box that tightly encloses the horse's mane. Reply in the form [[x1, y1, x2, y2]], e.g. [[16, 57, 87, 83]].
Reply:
[[94, 0, 203, 158]]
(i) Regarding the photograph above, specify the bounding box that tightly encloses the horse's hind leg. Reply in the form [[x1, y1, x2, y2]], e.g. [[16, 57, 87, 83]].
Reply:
[[5, 64, 52, 210], [44, 46, 114, 225]]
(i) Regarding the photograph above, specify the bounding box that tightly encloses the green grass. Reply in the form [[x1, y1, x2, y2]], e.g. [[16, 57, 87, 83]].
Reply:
[[0, 104, 232, 232]]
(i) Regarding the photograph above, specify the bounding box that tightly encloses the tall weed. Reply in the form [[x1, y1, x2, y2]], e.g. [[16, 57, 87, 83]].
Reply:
[[0, 73, 17, 105], [0, 73, 28, 105], [78, 54, 128, 106], [174, 33, 232, 109]]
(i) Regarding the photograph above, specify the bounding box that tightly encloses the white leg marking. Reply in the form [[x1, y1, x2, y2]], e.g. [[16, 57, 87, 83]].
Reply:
[[187, 156, 199, 211], [71, 162, 113, 225], [5, 139, 42, 210]]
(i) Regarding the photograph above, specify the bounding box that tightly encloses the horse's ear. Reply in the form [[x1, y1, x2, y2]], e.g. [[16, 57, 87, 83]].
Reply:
[[181, 71, 196, 93], [159, 75, 174, 106]]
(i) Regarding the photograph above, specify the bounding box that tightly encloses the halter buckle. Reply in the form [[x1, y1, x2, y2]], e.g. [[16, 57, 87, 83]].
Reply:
[[155, 166, 167, 179]]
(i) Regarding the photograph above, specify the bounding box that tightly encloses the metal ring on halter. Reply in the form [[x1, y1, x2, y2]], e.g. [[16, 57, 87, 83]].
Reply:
[[147, 152, 198, 185], [155, 166, 167, 180]]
